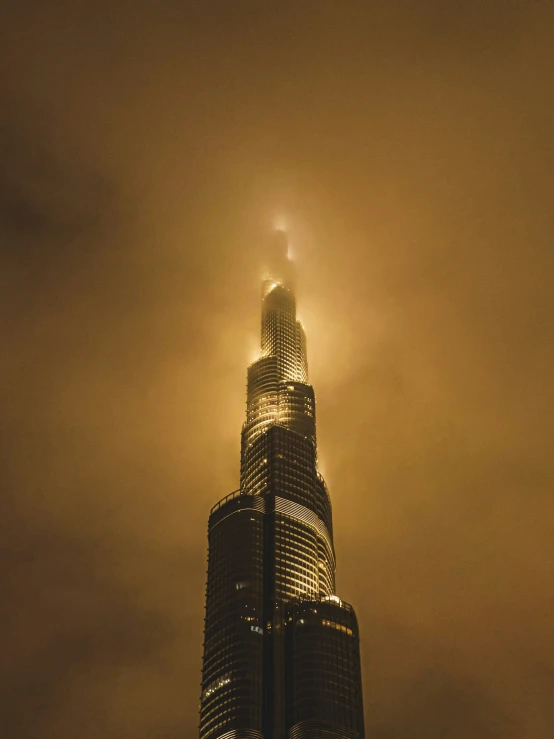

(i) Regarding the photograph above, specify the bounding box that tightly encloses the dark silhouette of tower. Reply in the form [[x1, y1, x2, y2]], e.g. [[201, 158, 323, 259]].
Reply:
[[199, 231, 365, 739]]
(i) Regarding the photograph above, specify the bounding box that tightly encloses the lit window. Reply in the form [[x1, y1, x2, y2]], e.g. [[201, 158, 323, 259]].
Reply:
[[202, 674, 231, 701], [321, 619, 353, 636]]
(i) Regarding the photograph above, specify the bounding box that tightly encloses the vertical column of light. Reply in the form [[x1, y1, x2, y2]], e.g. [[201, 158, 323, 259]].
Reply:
[[295, 321, 309, 382], [315, 475, 336, 596]]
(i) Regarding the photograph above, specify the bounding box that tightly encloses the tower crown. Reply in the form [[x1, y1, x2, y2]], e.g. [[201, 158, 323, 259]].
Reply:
[[243, 232, 311, 452]]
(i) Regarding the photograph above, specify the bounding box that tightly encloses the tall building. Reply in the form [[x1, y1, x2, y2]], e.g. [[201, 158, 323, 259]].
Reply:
[[199, 231, 365, 739]]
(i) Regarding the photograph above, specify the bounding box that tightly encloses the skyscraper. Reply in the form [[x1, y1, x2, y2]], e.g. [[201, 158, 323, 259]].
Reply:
[[199, 231, 365, 739]]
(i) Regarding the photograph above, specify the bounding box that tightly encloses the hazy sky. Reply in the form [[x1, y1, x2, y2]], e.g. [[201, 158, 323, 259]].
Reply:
[[2, 2, 553, 737]]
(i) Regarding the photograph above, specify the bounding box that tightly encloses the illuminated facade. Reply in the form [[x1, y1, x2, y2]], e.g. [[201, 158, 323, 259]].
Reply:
[[199, 231, 364, 739]]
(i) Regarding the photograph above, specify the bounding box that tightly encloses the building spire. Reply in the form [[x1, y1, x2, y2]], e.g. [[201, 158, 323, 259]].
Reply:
[[262, 229, 295, 297]]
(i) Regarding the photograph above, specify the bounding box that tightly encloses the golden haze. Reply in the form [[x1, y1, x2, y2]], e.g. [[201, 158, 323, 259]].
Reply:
[[1, 2, 553, 737]]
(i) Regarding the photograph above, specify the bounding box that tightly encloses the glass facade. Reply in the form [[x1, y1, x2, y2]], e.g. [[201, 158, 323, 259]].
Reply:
[[199, 232, 364, 739], [285, 598, 364, 739]]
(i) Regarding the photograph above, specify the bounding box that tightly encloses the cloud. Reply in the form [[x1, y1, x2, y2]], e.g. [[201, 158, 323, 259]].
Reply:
[[371, 669, 516, 739], [2, 1, 553, 737]]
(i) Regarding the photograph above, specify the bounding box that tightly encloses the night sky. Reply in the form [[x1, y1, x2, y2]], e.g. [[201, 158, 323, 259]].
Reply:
[[2, 2, 554, 737]]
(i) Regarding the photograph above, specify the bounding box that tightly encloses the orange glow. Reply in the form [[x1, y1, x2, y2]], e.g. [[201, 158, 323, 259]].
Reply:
[[2, 2, 552, 737]]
